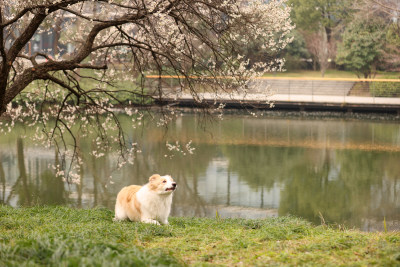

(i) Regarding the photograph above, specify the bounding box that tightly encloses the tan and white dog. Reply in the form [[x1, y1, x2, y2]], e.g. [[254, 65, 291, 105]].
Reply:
[[114, 174, 177, 225]]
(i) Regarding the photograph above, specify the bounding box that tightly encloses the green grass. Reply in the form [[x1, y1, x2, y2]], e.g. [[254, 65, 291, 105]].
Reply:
[[1, 206, 399, 266]]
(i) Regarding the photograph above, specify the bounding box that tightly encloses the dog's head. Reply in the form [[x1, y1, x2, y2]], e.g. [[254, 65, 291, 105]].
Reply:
[[148, 174, 177, 194]]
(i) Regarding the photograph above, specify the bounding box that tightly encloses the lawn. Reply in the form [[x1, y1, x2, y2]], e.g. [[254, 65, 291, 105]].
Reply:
[[0, 206, 399, 266]]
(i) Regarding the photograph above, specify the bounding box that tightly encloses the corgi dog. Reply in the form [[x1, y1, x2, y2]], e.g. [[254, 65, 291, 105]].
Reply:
[[114, 174, 177, 225]]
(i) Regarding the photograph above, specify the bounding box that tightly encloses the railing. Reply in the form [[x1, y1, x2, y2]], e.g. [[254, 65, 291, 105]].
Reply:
[[144, 75, 400, 105]]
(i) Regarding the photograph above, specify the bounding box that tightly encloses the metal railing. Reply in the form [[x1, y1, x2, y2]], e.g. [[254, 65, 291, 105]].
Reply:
[[144, 76, 400, 104]]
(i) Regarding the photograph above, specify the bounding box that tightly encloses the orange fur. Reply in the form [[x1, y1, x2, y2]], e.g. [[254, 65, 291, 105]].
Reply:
[[115, 185, 142, 221], [148, 174, 163, 191]]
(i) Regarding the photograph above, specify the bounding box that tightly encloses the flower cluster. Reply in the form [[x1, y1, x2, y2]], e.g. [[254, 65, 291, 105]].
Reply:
[[165, 140, 196, 158]]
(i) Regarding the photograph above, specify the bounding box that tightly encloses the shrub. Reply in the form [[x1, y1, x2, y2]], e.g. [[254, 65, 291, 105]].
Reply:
[[370, 82, 400, 97]]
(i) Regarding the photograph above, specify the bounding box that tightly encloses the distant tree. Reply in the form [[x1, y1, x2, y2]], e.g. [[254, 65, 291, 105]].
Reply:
[[355, 0, 400, 71], [362, 0, 400, 27], [384, 24, 400, 71], [281, 30, 312, 71], [336, 18, 385, 78], [288, 0, 352, 76]]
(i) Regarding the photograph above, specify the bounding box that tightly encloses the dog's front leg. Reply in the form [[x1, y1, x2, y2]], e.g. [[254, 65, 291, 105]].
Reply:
[[141, 217, 161, 225]]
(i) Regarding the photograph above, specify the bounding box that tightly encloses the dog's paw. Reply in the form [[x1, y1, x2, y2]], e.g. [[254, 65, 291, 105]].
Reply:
[[142, 218, 161, 225]]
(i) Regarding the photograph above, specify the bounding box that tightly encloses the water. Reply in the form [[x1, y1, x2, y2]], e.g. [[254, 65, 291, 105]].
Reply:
[[1, 111, 399, 231]]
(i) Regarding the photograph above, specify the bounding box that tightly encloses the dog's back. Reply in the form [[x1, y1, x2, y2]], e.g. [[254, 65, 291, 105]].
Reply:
[[114, 185, 142, 221]]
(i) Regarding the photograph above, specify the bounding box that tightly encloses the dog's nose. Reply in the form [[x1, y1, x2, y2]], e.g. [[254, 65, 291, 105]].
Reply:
[[172, 182, 177, 188]]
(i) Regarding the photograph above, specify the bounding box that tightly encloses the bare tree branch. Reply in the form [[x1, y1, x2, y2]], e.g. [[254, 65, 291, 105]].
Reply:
[[371, 0, 400, 13], [42, 74, 81, 99], [0, 0, 93, 28]]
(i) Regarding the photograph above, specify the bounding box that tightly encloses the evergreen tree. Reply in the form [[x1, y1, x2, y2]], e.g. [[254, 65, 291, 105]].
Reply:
[[336, 18, 385, 78]]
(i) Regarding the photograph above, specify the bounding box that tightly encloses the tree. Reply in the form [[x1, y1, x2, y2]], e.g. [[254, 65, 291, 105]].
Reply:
[[361, 0, 400, 26], [0, 0, 293, 181], [0, 0, 293, 114], [336, 18, 385, 78], [355, 0, 400, 71], [288, 0, 352, 76], [279, 30, 311, 71]]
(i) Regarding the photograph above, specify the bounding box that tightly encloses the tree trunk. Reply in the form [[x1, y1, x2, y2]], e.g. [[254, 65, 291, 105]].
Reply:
[[371, 62, 377, 78], [312, 57, 317, 71], [0, 73, 8, 115], [52, 16, 63, 57], [319, 26, 329, 78]]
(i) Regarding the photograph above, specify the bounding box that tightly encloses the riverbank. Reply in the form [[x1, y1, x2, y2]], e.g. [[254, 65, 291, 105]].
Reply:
[[1, 206, 399, 266], [158, 93, 400, 114], [154, 77, 400, 114]]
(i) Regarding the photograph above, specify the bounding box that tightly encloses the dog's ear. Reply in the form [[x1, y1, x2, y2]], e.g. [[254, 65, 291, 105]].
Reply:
[[149, 174, 160, 182]]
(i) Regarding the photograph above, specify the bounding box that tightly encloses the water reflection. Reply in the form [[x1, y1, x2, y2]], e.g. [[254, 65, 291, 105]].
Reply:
[[1, 113, 399, 231]]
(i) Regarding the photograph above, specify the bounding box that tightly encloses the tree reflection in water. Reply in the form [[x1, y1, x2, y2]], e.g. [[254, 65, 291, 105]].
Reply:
[[1, 139, 66, 206], [0, 154, 5, 203], [0, 113, 399, 231]]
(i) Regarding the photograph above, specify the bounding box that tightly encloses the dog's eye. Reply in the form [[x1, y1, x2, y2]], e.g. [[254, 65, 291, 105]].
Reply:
[[163, 180, 167, 183]]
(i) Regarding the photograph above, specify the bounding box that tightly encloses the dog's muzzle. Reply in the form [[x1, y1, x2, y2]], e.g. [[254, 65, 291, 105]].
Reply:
[[166, 182, 177, 191]]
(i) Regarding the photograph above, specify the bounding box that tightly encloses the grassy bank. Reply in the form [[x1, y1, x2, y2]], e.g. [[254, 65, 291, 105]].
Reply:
[[0, 206, 399, 266]]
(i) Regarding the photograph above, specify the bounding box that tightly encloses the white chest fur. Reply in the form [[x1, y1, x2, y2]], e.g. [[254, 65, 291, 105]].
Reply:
[[136, 185, 173, 224]]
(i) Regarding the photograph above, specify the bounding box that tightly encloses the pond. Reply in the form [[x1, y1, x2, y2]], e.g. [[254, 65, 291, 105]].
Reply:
[[1, 111, 400, 231]]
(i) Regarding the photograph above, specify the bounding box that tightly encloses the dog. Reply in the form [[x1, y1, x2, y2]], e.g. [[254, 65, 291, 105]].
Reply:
[[114, 174, 177, 225]]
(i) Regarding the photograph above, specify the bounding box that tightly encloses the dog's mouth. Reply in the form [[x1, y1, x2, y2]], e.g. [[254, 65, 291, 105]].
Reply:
[[165, 187, 176, 191]]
